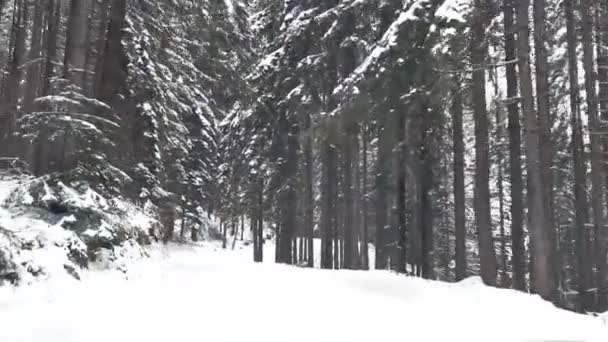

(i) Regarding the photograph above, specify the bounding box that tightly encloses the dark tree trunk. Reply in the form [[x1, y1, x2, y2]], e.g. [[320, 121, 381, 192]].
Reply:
[[254, 178, 264, 262], [375, 112, 390, 270], [565, 0, 593, 311], [503, 0, 526, 291], [452, 74, 467, 281], [23, 0, 45, 112], [343, 125, 355, 269], [304, 113, 314, 267], [90, 0, 110, 96], [1, 0, 27, 143], [41, 0, 60, 97], [517, 0, 554, 301], [419, 105, 434, 280], [320, 140, 334, 269], [534, 0, 558, 299], [596, 0, 608, 310], [277, 113, 298, 264], [396, 108, 407, 274], [98, 0, 128, 105], [64, 0, 91, 89], [361, 123, 369, 270], [471, 0, 497, 286], [493, 70, 508, 286], [581, 0, 607, 311]]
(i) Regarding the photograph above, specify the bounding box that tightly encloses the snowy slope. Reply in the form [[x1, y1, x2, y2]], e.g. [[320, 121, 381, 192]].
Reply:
[[0, 241, 606, 342], [0, 176, 154, 284]]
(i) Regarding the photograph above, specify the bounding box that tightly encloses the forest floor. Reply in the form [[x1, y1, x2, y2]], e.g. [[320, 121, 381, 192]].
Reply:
[[0, 238, 607, 342]]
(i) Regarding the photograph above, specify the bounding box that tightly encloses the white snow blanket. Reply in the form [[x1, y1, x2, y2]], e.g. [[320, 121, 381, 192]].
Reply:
[[0, 241, 606, 342]]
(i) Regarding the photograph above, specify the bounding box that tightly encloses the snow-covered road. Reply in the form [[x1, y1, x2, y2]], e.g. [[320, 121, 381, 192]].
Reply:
[[0, 243, 607, 342]]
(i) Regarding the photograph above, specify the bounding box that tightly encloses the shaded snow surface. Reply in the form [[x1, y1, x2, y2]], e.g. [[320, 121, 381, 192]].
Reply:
[[1, 241, 607, 342]]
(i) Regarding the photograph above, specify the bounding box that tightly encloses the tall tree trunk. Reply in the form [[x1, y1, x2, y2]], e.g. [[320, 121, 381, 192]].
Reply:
[[23, 0, 45, 112], [321, 140, 334, 269], [419, 106, 434, 279], [581, 0, 607, 310], [452, 74, 467, 281], [565, 0, 593, 311], [471, 0, 497, 286], [534, 0, 558, 299], [90, 0, 110, 96], [494, 69, 508, 286], [41, 0, 60, 97], [277, 113, 298, 264], [2, 0, 27, 143], [304, 113, 314, 268], [396, 108, 407, 274], [517, 0, 554, 301], [361, 123, 370, 270], [375, 111, 390, 270], [343, 125, 355, 269], [64, 0, 91, 89], [98, 0, 128, 105], [503, 0, 526, 291], [254, 178, 264, 262], [596, 0, 608, 310]]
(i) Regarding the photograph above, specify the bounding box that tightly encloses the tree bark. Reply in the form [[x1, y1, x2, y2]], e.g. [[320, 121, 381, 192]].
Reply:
[[396, 107, 407, 274], [596, 0, 608, 310], [581, 0, 607, 310], [304, 112, 314, 268], [471, 0, 497, 286], [361, 123, 370, 270], [503, 0, 526, 291], [1, 0, 27, 143], [64, 0, 91, 89], [517, 0, 554, 301], [375, 111, 390, 270], [98, 0, 128, 105], [23, 0, 45, 112], [41, 0, 60, 97], [452, 74, 467, 281], [533, 0, 558, 299], [565, 0, 593, 311]]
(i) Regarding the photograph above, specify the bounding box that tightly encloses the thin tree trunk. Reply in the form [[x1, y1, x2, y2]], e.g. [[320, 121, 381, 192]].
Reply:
[[494, 68, 508, 286], [596, 0, 608, 310], [452, 74, 467, 281], [304, 113, 314, 267], [2, 0, 27, 143], [471, 0, 497, 286], [41, 0, 60, 97], [90, 0, 110, 96], [23, 0, 45, 112], [361, 123, 369, 270], [64, 0, 91, 89], [503, 0, 526, 291], [375, 112, 390, 270], [98, 0, 128, 105], [321, 140, 334, 269], [396, 108, 407, 274], [581, 0, 607, 311], [565, 0, 593, 311], [343, 125, 355, 269], [534, 0, 558, 300], [517, 0, 554, 301]]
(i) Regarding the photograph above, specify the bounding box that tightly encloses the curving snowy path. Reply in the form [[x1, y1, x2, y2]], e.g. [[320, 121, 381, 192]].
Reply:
[[0, 242, 607, 342]]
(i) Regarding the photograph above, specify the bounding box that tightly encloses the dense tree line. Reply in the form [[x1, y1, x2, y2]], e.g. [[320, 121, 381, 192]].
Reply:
[[218, 0, 608, 312], [0, 0, 249, 240]]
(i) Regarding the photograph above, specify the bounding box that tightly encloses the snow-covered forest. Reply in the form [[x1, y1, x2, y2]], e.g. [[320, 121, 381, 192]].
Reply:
[[1, 0, 608, 339]]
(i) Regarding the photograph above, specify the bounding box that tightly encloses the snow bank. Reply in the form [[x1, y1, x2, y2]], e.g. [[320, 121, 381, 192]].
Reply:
[[0, 176, 155, 285], [0, 241, 605, 342]]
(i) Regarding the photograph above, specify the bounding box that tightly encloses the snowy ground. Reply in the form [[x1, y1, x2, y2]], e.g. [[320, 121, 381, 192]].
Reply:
[[0, 240, 607, 342]]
